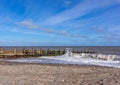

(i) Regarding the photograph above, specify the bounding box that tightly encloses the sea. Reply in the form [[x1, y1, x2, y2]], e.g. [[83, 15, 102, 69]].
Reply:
[[0, 46, 120, 56]]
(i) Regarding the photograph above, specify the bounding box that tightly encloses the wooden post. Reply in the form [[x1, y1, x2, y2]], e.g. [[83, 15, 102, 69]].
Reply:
[[39, 49, 40, 54], [0, 48, 3, 57], [38, 49, 41, 56], [32, 48, 34, 57], [13, 48, 17, 58], [23, 48, 26, 57]]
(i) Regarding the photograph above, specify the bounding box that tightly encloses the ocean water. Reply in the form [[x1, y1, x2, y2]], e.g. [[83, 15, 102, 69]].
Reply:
[[0, 46, 120, 55]]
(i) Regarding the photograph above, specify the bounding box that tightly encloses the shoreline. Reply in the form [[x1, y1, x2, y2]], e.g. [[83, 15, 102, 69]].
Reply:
[[0, 59, 118, 69], [1, 55, 120, 68]]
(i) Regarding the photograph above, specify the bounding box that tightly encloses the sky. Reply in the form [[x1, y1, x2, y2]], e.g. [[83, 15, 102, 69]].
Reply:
[[0, 0, 120, 46]]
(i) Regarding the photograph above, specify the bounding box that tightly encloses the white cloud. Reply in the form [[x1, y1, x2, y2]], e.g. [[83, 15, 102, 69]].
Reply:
[[17, 19, 37, 28], [92, 26, 105, 33], [63, 0, 72, 7], [42, 28, 56, 33], [11, 28, 43, 35], [16, 18, 90, 40], [57, 30, 68, 36], [42, 0, 120, 25]]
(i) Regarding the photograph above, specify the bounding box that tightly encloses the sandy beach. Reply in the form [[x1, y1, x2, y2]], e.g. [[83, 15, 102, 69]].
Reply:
[[0, 61, 119, 85]]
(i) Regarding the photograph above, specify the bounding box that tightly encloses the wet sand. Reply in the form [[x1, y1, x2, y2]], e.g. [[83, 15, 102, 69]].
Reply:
[[0, 61, 120, 85]]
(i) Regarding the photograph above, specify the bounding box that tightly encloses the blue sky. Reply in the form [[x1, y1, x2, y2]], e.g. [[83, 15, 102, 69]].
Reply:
[[0, 0, 120, 46]]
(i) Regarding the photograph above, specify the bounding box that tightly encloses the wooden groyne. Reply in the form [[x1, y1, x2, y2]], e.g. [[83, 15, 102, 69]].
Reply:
[[0, 48, 65, 58], [72, 50, 97, 54]]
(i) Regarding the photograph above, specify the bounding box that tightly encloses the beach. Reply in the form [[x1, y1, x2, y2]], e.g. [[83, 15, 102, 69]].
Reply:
[[0, 61, 120, 85]]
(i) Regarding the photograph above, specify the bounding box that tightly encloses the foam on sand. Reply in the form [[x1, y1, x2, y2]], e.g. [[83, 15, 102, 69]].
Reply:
[[6, 54, 120, 68]]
